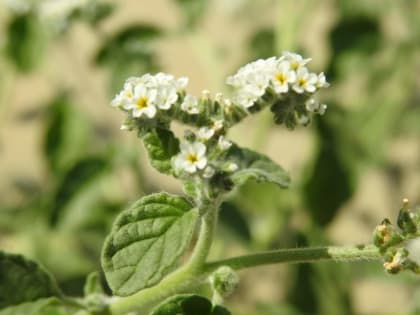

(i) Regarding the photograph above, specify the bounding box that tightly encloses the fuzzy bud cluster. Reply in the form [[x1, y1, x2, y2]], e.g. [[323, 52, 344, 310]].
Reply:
[[373, 199, 420, 275]]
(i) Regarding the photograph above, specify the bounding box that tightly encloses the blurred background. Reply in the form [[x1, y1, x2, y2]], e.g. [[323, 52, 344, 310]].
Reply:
[[0, 0, 419, 314]]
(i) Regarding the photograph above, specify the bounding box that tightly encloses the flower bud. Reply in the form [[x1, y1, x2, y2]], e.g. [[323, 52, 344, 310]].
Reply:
[[373, 218, 403, 252], [397, 198, 418, 235], [210, 266, 240, 298]]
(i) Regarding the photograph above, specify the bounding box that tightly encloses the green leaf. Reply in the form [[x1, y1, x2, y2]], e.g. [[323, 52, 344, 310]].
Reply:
[[6, 13, 47, 72], [140, 128, 180, 175], [101, 193, 198, 296], [95, 24, 162, 93], [49, 156, 110, 226], [150, 294, 230, 315], [0, 252, 61, 308], [227, 145, 290, 188], [43, 93, 89, 175], [0, 298, 61, 315], [95, 24, 161, 65], [174, 0, 209, 29], [248, 27, 276, 60], [327, 15, 380, 80], [303, 111, 357, 226]]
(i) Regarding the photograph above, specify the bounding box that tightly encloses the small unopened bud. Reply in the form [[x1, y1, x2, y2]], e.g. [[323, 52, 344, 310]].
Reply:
[[217, 136, 232, 151], [210, 266, 240, 299], [373, 218, 403, 251], [397, 198, 418, 235], [203, 166, 215, 179], [215, 92, 224, 103], [201, 89, 211, 99], [212, 120, 224, 132]]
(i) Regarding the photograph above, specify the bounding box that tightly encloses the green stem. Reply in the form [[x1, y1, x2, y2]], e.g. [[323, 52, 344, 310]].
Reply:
[[108, 242, 380, 314], [204, 245, 381, 272]]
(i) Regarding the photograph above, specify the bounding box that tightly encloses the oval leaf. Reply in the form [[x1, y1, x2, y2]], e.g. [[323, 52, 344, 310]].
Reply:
[[227, 145, 290, 188], [101, 193, 198, 296], [150, 294, 230, 315], [0, 252, 60, 308], [141, 128, 180, 175]]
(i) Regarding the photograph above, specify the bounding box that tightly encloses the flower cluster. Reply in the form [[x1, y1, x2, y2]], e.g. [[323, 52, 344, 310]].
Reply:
[[111, 73, 188, 128], [110, 52, 329, 185], [226, 52, 329, 128]]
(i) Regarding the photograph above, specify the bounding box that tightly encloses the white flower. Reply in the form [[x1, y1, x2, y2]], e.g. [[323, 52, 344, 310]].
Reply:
[[173, 141, 207, 173], [282, 51, 311, 71], [155, 85, 178, 110], [232, 91, 259, 109], [292, 68, 318, 94], [198, 127, 215, 140], [181, 94, 200, 114], [176, 77, 189, 89], [217, 136, 232, 150], [125, 85, 157, 118], [227, 57, 277, 108], [271, 60, 296, 93], [316, 72, 329, 89], [112, 72, 190, 116]]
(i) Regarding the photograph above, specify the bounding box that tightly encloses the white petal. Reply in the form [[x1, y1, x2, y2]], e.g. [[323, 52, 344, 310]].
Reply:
[[143, 105, 157, 118], [184, 163, 197, 173], [196, 157, 207, 169], [305, 84, 316, 93], [192, 142, 206, 156]]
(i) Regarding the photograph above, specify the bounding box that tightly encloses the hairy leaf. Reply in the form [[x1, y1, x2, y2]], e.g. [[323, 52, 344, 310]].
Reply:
[[150, 294, 230, 315], [0, 298, 61, 315], [141, 128, 180, 175], [227, 145, 290, 188], [0, 252, 60, 308], [102, 193, 198, 296]]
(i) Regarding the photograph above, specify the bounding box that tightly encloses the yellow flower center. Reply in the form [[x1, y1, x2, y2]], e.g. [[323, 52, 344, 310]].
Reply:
[[136, 97, 148, 109], [275, 73, 287, 84], [187, 153, 198, 163], [291, 61, 299, 70], [298, 78, 306, 86]]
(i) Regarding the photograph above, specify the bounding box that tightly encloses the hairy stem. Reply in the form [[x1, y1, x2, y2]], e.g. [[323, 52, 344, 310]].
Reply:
[[204, 245, 381, 272]]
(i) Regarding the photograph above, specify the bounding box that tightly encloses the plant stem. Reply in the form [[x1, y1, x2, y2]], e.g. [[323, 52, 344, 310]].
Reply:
[[204, 245, 381, 272]]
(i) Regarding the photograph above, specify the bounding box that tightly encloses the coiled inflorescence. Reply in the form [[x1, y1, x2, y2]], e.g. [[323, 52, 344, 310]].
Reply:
[[110, 52, 329, 183]]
